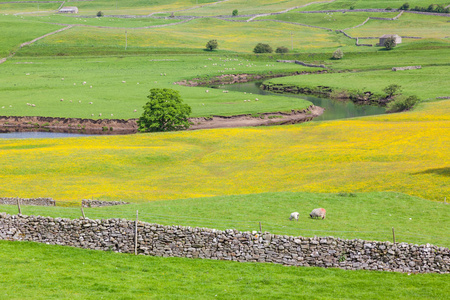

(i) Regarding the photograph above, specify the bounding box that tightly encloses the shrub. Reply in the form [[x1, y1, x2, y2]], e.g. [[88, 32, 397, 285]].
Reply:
[[205, 39, 218, 51], [138, 88, 192, 132], [386, 7, 392, 10], [383, 84, 402, 97], [232, 9, 238, 16], [399, 3, 410, 10], [386, 95, 420, 112], [384, 37, 396, 50], [96, 11, 104, 17], [349, 6, 355, 10], [332, 48, 343, 59], [275, 46, 289, 54], [253, 43, 273, 53]]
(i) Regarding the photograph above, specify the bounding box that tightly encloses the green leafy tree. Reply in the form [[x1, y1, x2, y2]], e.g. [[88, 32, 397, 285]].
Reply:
[[384, 36, 397, 50], [399, 2, 410, 10], [138, 88, 192, 132], [232, 9, 238, 16], [253, 43, 273, 53], [205, 39, 218, 51], [332, 48, 344, 59], [383, 84, 402, 97], [275, 46, 289, 54], [386, 95, 420, 112], [96, 11, 104, 17]]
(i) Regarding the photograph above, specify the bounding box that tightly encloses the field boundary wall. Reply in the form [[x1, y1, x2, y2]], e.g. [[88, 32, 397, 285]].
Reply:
[[0, 213, 448, 274], [0, 197, 55, 206]]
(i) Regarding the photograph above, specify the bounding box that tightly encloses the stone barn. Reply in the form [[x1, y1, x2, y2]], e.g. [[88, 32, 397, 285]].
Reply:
[[58, 6, 78, 14], [378, 34, 402, 46]]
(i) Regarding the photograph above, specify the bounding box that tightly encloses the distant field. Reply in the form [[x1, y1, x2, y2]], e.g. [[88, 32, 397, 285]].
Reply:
[[261, 11, 399, 30], [0, 2, 60, 14], [296, 0, 450, 11], [1, 240, 448, 299], [347, 13, 450, 39], [0, 15, 63, 57], [265, 66, 450, 100], [1, 191, 449, 246], [0, 55, 313, 119]]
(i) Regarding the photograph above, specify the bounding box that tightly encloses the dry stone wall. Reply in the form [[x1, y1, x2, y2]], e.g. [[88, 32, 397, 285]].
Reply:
[[81, 199, 130, 207], [0, 197, 55, 206], [0, 213, 448, 273]]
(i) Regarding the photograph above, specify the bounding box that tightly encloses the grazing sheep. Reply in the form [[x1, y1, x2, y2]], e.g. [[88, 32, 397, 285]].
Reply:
[[133, 109, 137, 112], [122, 81, 126, 83], [289, 212, 299, 221], [99, 113, 102, 116], [205, 90, 209, 93], [310, 208, 326, 219], [60, 98, 64, 101]]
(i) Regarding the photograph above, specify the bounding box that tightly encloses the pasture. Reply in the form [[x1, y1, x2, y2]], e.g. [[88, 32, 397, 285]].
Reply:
[[0, 0, 449, 298]]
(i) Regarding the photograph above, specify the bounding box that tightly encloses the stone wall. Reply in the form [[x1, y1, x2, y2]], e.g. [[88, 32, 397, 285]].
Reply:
[[0, 197, 55, 206], [81, 199, 130, 207], [277, 60, 327, 68], [392, 66, 422, 71], [0, 213, 448, 273]]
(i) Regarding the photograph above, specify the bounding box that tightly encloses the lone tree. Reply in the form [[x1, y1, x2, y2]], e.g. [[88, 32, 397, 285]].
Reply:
[[96, 11, 104, 17], [253, 43, 273, 53], [138, 88, 192, 132], [384, 36, 397, 50], [332, 48, 344, 59], [383, 84, 402, 97], [232, 9, 238, 16], [205, 39, 218, 51]]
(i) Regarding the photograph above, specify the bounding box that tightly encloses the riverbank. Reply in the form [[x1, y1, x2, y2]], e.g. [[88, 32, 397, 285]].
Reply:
[[0, 105, 323, 135]]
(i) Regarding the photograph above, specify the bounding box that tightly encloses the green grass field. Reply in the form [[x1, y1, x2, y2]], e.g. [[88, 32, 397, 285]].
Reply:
[[1, 0, 449, 298], [2, 240, 448, 299]]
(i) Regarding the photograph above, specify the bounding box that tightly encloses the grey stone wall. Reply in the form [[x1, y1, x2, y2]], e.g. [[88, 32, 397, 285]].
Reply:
[[0, 213, 448, 273], [392, 66, 422, 71], [277, 60, 327, 68], [81, 199, 130, 207], [0, 197, 55, 206]]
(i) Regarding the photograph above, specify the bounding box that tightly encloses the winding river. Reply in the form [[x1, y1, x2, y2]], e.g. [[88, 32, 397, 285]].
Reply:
[[0, 81, 386, 139]]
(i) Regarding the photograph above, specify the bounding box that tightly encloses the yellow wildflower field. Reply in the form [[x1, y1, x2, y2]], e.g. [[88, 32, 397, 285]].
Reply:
[[0, 100, 448, 203]]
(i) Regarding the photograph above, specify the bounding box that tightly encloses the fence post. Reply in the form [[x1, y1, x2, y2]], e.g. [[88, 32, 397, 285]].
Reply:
[[81, 206, 85, 219], [392, 227, 396, 243], [135, 210, 139, 255], [259, 222, 262, 235], [17, 198, 21, 214]]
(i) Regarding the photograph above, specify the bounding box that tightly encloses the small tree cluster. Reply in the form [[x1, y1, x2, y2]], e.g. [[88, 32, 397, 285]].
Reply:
[[383, 84, 402, 97], [384, 37, 397, 50], [275, 46, 289, 54], [138, 88, 191, 132], [386, 95, 420, 112], [399, 2, 410, 10], [205, 39, 218, 51], [332, 48, 344, 59], [232, 9, 238, 16], [253, 43, 273, 53], [410, 4, 449, 13]]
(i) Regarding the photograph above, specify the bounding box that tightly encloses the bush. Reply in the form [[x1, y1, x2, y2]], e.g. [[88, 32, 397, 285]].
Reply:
[[253, 43, 273, 53], [399, 2, 410, 10], [205, 39, 218, 51], [349, 6, 355, 10], [332, 48, 343, 59], [96, 11, 104, 17], [232, 9, 238, 16], [386, 7, 392, 10], [275, 46, 289, 54], [386, 95, 420, 112], [384, 37, 396, 50], [383, 84, 402, 97], [138, 88, 192, 132]]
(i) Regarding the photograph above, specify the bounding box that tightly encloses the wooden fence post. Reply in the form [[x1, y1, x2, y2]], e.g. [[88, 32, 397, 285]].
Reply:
[[81, 206, 85, 219], [259, 222, 262, 234], [17, 198, 21, 214], [392, 227, 396, 243], [135, 210, 139, 255]]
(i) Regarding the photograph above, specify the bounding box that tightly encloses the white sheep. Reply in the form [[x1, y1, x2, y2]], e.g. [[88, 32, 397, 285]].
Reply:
[[133, 109, 137, 112], [205, 90, 209, 93], [310, 208, 326, 219], [289, 212, 299, 221]]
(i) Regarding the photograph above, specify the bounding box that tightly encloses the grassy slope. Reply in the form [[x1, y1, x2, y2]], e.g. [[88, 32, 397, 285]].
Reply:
[[296, 0, 450, 11], [1, 240, 448, 299], [1, 191, 449, 246], [0, 99, 448, 202], [0, 55, 312, 119]]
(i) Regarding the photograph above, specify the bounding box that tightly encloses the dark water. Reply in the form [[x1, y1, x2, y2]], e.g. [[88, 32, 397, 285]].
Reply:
[[218, 81, 386, 121]]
